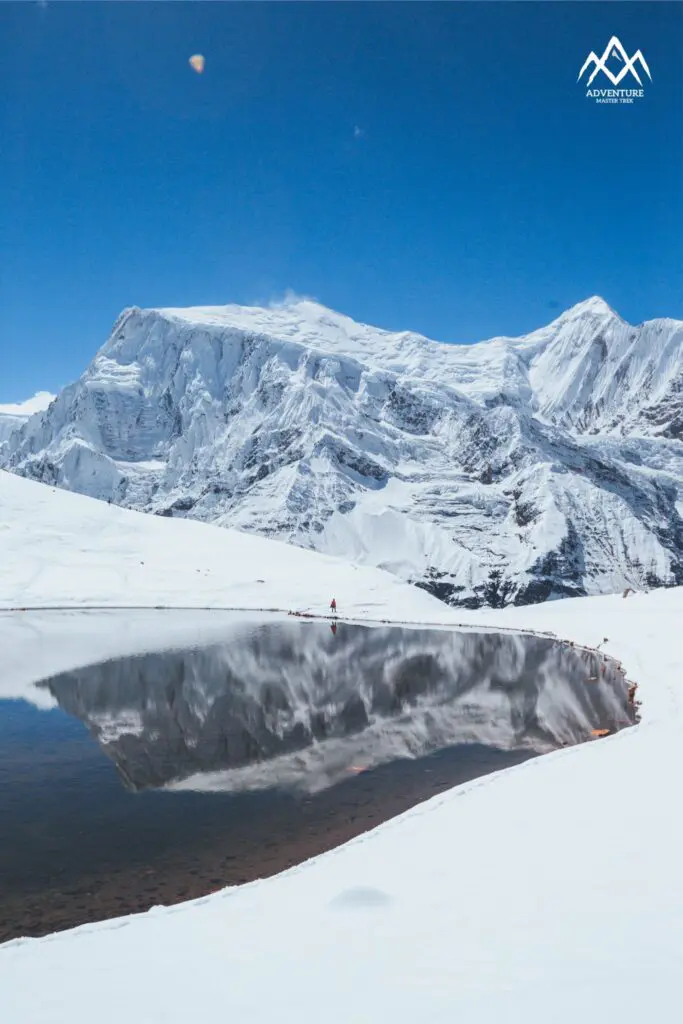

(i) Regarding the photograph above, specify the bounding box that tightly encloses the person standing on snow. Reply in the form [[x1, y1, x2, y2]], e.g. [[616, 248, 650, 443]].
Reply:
[[330, 597, 337, 615]]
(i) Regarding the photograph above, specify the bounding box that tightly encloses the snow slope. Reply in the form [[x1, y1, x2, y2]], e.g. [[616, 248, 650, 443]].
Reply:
[[4, 298, 683, 605], [0, 468, 442, 616], [0, 390, 54, 443], [0, 475, 681, 1023]]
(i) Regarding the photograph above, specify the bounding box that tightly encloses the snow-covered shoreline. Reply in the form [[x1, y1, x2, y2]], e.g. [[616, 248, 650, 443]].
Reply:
[[1, 470, 682, 1023]]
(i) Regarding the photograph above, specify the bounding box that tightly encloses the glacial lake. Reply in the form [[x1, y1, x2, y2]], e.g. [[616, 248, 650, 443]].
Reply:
[[0, 614, 636, 941]]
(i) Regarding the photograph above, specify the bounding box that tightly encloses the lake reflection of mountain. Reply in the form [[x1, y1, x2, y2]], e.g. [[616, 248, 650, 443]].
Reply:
[[39, 622, 635, 795]]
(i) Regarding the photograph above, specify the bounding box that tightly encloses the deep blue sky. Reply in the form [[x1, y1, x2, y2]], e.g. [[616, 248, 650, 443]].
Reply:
[[1, 1, 682, 398]]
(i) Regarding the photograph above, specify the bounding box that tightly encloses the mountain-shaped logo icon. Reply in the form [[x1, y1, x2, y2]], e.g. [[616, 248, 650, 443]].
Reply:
[[578, 36, 652, 87]]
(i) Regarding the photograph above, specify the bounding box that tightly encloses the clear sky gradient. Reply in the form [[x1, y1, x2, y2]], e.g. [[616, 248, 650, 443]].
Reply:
[[2, 1, 682, 398]]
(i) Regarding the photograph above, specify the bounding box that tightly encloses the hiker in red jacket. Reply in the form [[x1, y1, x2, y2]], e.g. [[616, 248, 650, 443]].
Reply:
[[330, 597, 337, 614]]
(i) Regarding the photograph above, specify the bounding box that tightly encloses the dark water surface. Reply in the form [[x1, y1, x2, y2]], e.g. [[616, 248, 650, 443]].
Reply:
[[0, 618, 635, 941]]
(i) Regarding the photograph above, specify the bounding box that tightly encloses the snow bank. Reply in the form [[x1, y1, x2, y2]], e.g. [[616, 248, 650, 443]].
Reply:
[[1, 473, 682, 1024]]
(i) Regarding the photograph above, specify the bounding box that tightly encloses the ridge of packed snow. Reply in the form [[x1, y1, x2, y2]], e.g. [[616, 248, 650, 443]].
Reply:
[[3, 299, 683, 606]]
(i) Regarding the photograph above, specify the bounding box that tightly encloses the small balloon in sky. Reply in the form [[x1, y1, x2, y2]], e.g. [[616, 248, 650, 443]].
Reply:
[[189, 54, 205, 74]]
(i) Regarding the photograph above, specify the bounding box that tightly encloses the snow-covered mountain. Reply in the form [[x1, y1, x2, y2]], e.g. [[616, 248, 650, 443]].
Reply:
[[3, 297, 683, 606], [0, 391, 55, 443]]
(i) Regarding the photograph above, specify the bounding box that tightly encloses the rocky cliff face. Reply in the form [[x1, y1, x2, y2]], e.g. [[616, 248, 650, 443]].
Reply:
[[4, 297, 683, 606]]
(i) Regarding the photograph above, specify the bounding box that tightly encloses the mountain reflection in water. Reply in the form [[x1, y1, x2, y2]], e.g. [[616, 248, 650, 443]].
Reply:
[[39, 621, 635, 795]]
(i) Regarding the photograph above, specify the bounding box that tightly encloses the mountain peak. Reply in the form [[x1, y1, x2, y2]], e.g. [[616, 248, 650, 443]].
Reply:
[[148, 297, 431, 369], [154, 296, 345, 325], [557, 296, 622, 322], [152, 298, 358, 338]]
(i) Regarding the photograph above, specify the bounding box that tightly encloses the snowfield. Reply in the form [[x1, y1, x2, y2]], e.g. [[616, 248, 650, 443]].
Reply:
[[1, 471, 682, 1023]]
